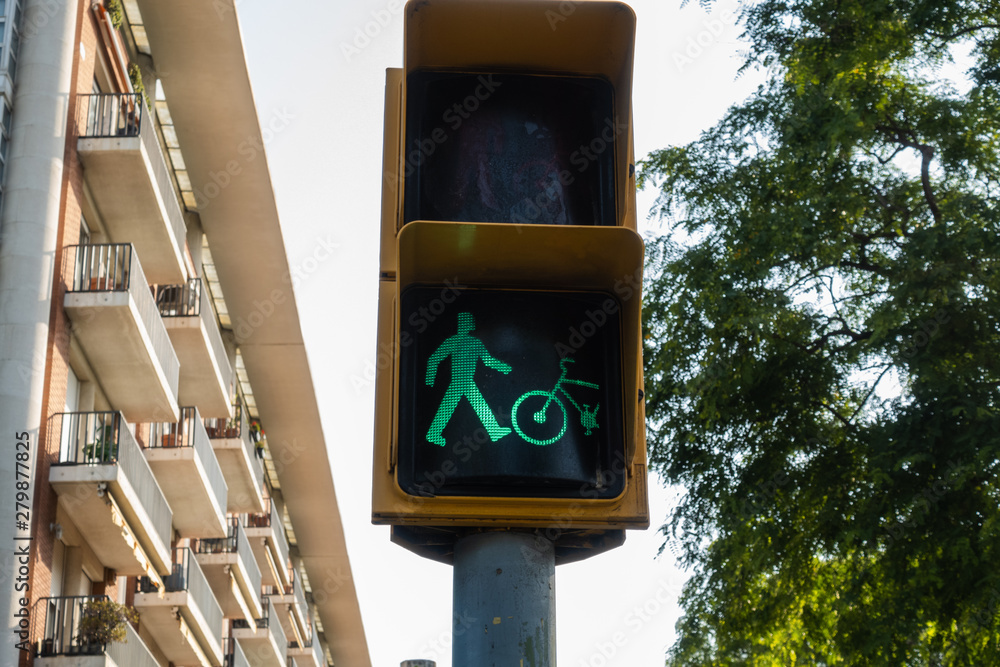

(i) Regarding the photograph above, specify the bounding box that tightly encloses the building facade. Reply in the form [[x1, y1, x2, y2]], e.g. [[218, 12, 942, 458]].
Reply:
[[0, 1, 370, 665]]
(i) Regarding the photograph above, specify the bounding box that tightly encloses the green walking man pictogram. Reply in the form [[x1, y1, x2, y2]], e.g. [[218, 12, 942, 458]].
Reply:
[[425, 312, 512, 446]]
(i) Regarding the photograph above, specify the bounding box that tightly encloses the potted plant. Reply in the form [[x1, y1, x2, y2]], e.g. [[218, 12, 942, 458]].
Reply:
[[225, 416, 239, 439], [84, 424, 118, 463], [76, 599, 137, 653], [105, 0, 124, 30]]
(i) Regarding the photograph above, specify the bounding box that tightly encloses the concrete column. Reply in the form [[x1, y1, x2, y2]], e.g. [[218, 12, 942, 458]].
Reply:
[[452, 531, 555, 666], [0, 0, 78, 661]]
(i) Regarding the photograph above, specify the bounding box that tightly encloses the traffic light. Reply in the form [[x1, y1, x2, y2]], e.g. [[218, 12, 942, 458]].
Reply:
[[373, 0, 648, 548]]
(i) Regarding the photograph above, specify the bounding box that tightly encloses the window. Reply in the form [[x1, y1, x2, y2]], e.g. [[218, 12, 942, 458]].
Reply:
[[5, 1, 20, 82], [0, 98, 10, 216], [79, 215, 91, 245]]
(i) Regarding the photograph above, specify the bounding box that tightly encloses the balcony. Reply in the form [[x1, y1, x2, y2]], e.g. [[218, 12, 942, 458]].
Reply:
[[155, 279, 235, 418], [48, 412, 172, 581], [286, 631, 325, 667], [233, 597, 287, 667], [206, 402, 265, 514], [224, 637, 251, 667], [243, 498, 291, 589], [63, 244, 180, 422], [263, 569, 310, 648], [32, 595, 159, 667], [193, 516, 263, 623], [135, 548, 224, 667], [143, 406, 228, 538], [76, 93, 186, 284]]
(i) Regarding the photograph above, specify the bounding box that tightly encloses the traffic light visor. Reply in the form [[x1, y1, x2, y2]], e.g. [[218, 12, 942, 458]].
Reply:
[[403, 71, 618, 227]]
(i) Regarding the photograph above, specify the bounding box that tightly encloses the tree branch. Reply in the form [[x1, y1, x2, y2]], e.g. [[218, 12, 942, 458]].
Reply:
[[848, 365, 893, 424], [930, 23, 1000, 42], [876, 124, 943, 226]]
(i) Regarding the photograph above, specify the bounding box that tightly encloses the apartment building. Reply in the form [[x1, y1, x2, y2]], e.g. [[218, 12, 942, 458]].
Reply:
[[0, 1, 370, 665]]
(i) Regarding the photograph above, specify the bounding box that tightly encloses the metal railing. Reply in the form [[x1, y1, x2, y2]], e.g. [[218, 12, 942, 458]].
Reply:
[[271, 598, 289, 662], [302, 632, 325, 666], [155, 279, 235, 398], [206, 401, 265, 492], [68, 242, 131, 292], [66, 243, 181, 400], [236, 516, 264, 604], [106, 617, 160, 667], [200, 282, 234, 393], [77, 93, 187, 255], [225, 637, 251, 667], [234, 598, 287, 661], [33, 595, 107, 656], [52, 412, 173, 554], [205, 398, 246, 439], [53, 411, 122, 464], [244, 497, 291, 576], [137, 548, 223, 642], [154, 277, 202, 317], [32, 595, 156, 665], [289, 570, 309, 636], [77, 92, 143, 138], [301, 632, 325, 666], [146, 406, 228, 515], [192, 516, 263, 603]]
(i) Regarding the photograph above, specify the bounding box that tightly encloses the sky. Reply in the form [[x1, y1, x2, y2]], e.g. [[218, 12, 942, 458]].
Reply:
[[234, 1, 764, 665]]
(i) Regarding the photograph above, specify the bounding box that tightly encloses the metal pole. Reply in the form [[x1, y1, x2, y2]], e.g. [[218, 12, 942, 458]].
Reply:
[[452, 531, 555, 666]]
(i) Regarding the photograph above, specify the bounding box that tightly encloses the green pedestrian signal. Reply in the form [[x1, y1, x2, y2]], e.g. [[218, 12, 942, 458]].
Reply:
[[396, 286, 625, 500], [425, 312, 512, 446]]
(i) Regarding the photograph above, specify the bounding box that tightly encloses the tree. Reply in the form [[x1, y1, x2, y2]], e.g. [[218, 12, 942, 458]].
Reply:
[[638, 0, 1000, 664], [77, 598, 138, 647]]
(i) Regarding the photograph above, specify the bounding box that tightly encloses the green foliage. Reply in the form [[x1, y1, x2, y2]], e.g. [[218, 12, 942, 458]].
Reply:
[[84, 424, 117, 462], [640, 0, 1000, 664], [128, 63, 151, 112], [77, 599, 137, 646], [105, 0, 123, 31]]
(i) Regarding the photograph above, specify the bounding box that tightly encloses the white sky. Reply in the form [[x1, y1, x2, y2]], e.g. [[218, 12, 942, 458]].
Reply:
[[235, 1, 763, 665]]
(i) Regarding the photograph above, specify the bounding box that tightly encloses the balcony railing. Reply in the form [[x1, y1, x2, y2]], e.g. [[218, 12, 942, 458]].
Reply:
[[205, 399, 247, 440], [146, 406, 227, 515], [288, 624, 326, 667], [207, 400, 265, 488], [78, 92, 143, 138], [245, 497, 291, 575], [155, 278, 235, 404], [77, 93, 186, 255], [53, 411, 173, 554], [193, 516, 263, 599], [55, 410, 122, 464], [290, 572, 309, 637], [288, 629, 325, 667], [137, 548, 223, 637], [224, 637, 251, 667], [154, 277, 202, 317], [265, 569, 309, 641], [66, 243, 180, 399], [32, 595, 156, 666], [234, 596, 287, 653], [106, 619, 160, 667]]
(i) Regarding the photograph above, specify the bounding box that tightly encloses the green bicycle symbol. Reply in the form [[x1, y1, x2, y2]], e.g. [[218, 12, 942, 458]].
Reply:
[[512, 358, 600, 446]]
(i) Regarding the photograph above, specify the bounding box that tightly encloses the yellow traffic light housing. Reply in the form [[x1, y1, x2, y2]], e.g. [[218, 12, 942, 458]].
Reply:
[[373, 0, 648, 561]]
